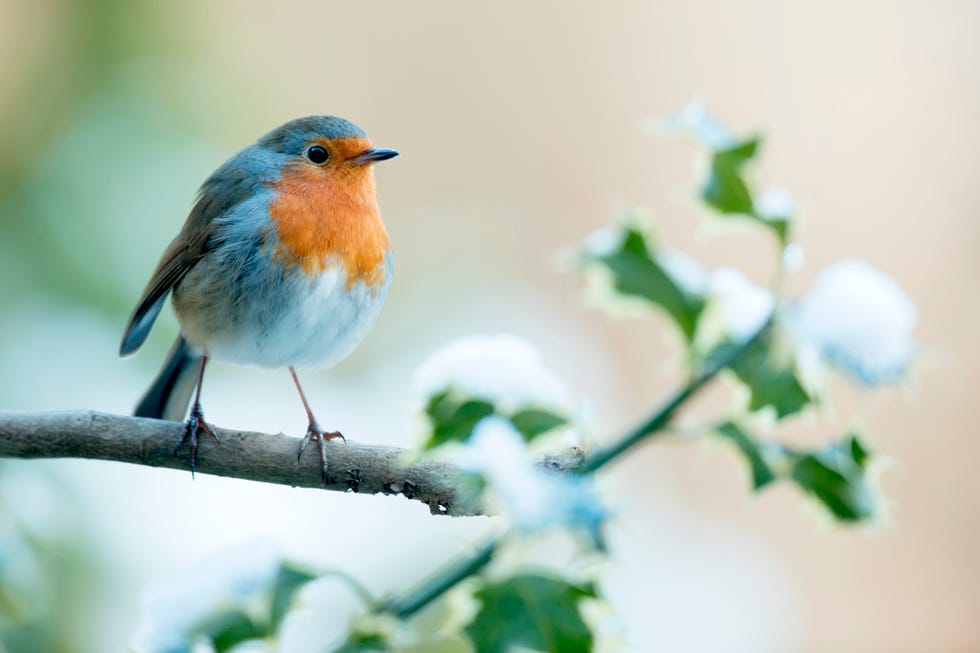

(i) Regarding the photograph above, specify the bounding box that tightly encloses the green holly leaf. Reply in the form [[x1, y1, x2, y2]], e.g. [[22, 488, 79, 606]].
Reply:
[[702, 137, 759, 215], [849, 436, 870, 466], [193, 609, 266, 653], [711, 422, 877, 523], [423, 391, 495, 450], [587, 226, 705, 341], [764, 216, 790, 245], [269, 562, 318, 629], [715, 421, 776, 489], [331, 632, 389, 653], [510, 409, 568, 440], [717, 331, 809, 419], [466, 574, 596, 653], [183, 560, 320, 651], [790, 435, 875, 522], [422, 392, 569, 451], [696, 134, 791, 244]]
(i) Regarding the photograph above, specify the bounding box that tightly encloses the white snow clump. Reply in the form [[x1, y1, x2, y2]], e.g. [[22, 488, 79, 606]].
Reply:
[[790, 258, 917, 384], [413, 334, 570, 414]]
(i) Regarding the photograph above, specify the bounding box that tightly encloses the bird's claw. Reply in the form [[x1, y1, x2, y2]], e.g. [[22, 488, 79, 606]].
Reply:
[[174, 402, 219, 476], [297, 421, 345, 485]]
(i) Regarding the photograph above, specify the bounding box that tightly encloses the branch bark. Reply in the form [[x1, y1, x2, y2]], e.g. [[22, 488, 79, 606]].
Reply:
[[0, 410, 583, 516]]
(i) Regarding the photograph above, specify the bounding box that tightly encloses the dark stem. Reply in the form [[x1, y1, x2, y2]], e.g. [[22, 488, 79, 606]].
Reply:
[[578, 323, 767, 473], [381, 537, 499, 620]]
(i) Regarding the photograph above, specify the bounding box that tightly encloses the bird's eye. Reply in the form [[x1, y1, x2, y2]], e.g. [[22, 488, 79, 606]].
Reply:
[[306, 146, 329, 164]]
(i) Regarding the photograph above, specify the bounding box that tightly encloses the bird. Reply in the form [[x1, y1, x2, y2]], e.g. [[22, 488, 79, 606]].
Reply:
[[119, 115, 398, 482]]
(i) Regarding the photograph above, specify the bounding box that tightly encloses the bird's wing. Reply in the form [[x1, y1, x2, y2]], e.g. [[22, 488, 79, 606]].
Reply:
[[118, 168, 254, 357]]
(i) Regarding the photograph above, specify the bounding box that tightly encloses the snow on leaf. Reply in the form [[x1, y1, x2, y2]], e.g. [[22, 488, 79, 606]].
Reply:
[[414, 334, 570, 416], [415, 336, 572, 450], [581, 222, 782, 349], [708, 268, 775, 344], [583, 225, 627, 258], [657, 248, 710, 296], [660, 105, 794, 242], [661, 102, 736, 151], [754, 186, 795, 223], [781, 242, 805, 274], [131, 541, 283, 653], [131, 544, 321, 653], [457, 418, 605, 546], [790, 259, 917, 384]]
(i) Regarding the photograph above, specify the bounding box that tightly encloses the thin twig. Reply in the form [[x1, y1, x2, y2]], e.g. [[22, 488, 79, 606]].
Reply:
[[578, 322, 770, 473], [381, 537, 499, 619]]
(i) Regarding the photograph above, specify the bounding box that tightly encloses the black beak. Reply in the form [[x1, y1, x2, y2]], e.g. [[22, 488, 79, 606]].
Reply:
[[349, 148, 399, 165]]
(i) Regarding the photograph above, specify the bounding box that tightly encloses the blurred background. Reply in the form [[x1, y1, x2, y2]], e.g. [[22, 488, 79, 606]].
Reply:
[[0, 0, 977, 651]]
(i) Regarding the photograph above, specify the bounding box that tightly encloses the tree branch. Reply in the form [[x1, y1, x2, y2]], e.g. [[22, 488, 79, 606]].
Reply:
[[0, 410, 583, 516]]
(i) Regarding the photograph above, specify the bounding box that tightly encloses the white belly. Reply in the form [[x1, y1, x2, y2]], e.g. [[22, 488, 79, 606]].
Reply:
[[173, 245, 393, 370]]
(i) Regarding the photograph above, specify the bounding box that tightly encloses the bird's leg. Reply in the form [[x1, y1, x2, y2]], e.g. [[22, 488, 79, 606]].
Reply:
[[291, 367, 345, 484], [174, 355, 219, 476]]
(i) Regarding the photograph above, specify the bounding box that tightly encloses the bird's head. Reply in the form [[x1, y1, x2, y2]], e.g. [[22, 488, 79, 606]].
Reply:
[[256, 115, 398, 184], [249, 116, 396, 281]]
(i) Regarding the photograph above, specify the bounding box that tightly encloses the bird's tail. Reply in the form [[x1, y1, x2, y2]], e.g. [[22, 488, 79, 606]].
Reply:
[[134, 336, 201, 421]]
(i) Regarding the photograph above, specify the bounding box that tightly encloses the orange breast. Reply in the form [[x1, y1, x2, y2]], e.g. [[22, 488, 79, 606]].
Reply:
[[268, 152, 390, 289]]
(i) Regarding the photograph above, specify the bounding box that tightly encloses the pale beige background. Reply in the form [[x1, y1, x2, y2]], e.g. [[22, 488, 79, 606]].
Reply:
[[0, 1, 977, 651]]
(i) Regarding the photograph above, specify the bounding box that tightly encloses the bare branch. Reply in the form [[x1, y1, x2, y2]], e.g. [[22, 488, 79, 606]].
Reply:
[[0, 410, 583, 516]]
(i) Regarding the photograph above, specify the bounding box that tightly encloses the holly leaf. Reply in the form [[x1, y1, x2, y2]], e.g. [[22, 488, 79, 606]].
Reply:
[[711, 423, 877, 523], [423, 391, 495, 450], [331, 632, 388, 653], [791, 435, 875, 522], [466, 574, 596, 653], [422, 392, 569, 451], [193, 609, 265, 653], [715, 421, 776, 489], [702, 137, 759, 215], [183, 560, 320, 652], [696, 134, 791, 243], [269, 563, 318, 629], [763, 216, 790, 245], [587, 226, 705, 341], [510, 409, 568, 440], [717, 331, 810, 419]]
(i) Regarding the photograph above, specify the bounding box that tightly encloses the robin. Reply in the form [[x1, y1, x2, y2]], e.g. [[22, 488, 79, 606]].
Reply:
[[119, 115, 398, 482]]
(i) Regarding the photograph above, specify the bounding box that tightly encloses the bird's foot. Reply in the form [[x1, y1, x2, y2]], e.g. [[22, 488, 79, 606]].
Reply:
[[297, 421, 346, 485], [174, 402, 219, 476]]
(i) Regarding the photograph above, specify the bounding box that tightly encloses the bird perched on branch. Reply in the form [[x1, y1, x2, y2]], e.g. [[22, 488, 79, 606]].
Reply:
[[119, 116, 398, 481]]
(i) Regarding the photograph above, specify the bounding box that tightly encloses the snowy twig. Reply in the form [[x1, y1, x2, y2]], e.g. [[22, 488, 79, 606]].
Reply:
[[0, 410, 583, 516]]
